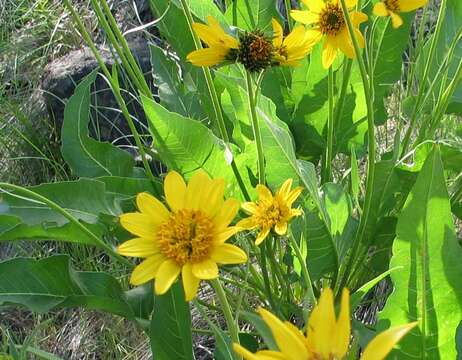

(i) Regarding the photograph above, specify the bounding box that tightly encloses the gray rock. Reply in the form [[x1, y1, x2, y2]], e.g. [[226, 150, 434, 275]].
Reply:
[[41, 40, 155, 145]]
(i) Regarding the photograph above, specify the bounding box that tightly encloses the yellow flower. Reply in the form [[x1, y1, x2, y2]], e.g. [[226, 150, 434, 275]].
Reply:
[[271, 19, 318, 66], [373, 0, 428, 28], [291, 0, 368, 69], [237, 179, 303, 245], [117, 170, 247, 301], [233, 287, 417, 360], [187, 16, 239, 67]]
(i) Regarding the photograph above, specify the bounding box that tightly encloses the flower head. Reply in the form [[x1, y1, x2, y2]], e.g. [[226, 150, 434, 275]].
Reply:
[[238, 30, 274, 72], [291, 0, 368, 69], [373, 0, 428, 28], [271, 19, 318, 67], [237, 179, 303, 245], [187, 16, 239, 67], [118, 170, 247, 301], [233, 287, 417, 360]]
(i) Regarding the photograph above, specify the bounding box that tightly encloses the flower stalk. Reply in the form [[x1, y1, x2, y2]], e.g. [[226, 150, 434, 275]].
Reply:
[[245, 71, 266, 185]]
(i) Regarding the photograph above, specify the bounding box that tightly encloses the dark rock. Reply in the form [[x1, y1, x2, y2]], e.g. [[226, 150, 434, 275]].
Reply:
[[41, 39, 155, 145]]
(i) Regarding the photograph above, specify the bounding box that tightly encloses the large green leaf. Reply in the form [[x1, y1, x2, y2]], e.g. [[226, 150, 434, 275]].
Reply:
[[150, 282, 193, 360], [0, 255, 136, 318], [219, 79, 299, 189], [150, 44, 204, 119], [377, 146, 462, 358], [61, 71, 138, 178], [224, 0, 279, 30], [371, 9, 414, 123]]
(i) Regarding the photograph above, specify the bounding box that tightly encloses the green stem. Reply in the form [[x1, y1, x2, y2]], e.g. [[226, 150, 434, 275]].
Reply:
[[288, 233, 316, 306], [400, 0, 447, 156], [334, 59, 353, 130], [210, 279, 240, 345], [259, 244, 278, 313], [323, 67, 335, 183], [246, 71, 265, 184], [284, 0, 293, 31], [179, 0, 250, 200], [337, 0, 376, 292], [63, 0, 156, 184], [0, 182, 133, 268]]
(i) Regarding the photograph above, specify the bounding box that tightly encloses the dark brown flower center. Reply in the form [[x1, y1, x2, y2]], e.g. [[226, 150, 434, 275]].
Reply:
[[238, 31, 273, 72], [319, 3, 345, 36], [384, 0, 400, 12]]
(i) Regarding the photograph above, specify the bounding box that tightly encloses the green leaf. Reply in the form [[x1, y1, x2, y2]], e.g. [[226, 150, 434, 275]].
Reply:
[[61, 71, 138, 177], [150, 44, 204, 119], [371, 12, 414, 123], [241, 311, 277, 350], [0, 255, 135, 318], [150, 282, 193, 360], [173, 0, 228, 24], [378, 146, 462, 358], [125, 283, 154, 320], [219, 79, 299, 189], [297, 161, 338, 281], [0, 179, 119, 226], [224, 0, 279, 30]]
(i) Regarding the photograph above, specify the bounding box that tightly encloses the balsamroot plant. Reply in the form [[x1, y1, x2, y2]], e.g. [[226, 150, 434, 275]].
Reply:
[[1, 0, 461, 358]]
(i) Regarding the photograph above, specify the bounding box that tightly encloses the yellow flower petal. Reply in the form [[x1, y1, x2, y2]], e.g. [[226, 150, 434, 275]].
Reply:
[[119, 212, 158, 238], [373, 2, 389, 16], [332, 288, 351, 358], [182, 263, 201, 301], [274, 221, 288, 235], [350, 11, 369, 27], [307, 288, 336, 358], [136, 192, 170, 222], [211, 243, 248, 264], [390, 11, 404, 28], [337, 30, 355, 59], [283, 26, 306, 50], [272, 18, 284, 48], [192, 259, 219, 279], [305, 29, 323, 44], [215, 227, 240, 243], [214, 198, 240, 229], [130, 254, 164, 285], [322, 36, 338, 69], [185, 169, 211, 210], [258, 308, 309, 360], [277, 179, 293, 197], [233, 344, 259, 360], [236, 217, 258, 230], [256, 184, 273, 202], [206, 16, 239, 49], [242, 202, 259, 214], [192, 22, 223, 47], [360, 322, 418, 360], [154, 259, 181, 295], [117, 238, 159, 258], [301, 0, 325, 13], [201, 178, 225, 217], [233, 344, 286, 360], [290, 10, 319, 25], [255, 227, 271, 245], [164, 171, 186, 212], [285, 186, 303, 205], [345, 0, 358, 8], [398, 0, 428, 12], [186, 47, 228, 66]]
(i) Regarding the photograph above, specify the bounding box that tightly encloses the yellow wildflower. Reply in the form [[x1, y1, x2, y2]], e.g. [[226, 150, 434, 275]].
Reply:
[[237, 179, 303, 245], [117, 170, 247, 301], [187, 16, 239, 67], [271, 18, 318, 66], [233, 287, 417, 360], [373, 0, 428, 28], [291, 0, 368, 69]]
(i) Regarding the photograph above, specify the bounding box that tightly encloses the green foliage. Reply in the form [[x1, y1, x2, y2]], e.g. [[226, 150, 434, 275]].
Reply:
[[150, 282, 193, 360], [0, 255, 137, 318], [378, 147, 462, 358]]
